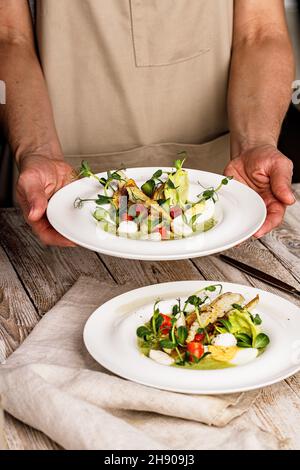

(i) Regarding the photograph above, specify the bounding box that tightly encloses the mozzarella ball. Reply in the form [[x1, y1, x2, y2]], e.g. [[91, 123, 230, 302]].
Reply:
[[193, 199, 215, 225], [212, 333, 237, 348], [185, 199, 215, 225], [118, 220, 138, 235], [171, 216, 193, 237], [176, 312, 186, 329], [230, 348, 258, 366], [147, 232, 162, 241], [149, 350, 175, 366]]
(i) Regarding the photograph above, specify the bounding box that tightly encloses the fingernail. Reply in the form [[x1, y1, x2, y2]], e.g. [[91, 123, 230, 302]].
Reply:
[[28, 206, 35, 218]]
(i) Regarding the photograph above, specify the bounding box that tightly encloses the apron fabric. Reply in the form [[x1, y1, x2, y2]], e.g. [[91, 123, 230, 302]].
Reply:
[[34, 0, 233, 173]]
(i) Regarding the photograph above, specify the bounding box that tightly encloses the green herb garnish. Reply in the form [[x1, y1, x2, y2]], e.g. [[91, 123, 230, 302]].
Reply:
[[197, 176, 233, 204], [254, 333, 270, 349]]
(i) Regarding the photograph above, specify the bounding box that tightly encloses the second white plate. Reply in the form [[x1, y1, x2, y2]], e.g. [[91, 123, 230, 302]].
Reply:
[[84, 281, 300, 395]]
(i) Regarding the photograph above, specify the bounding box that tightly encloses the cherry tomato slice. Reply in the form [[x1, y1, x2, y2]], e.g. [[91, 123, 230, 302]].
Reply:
[[129, 204, 147, 218], [187, 342, 204, 362], [121, 213, 134, 222], [158, 226, 168, 239], [159, 314, 172, 335], [135, 204, 147, 217], [194, 333, 205, 342], [170, 206, 182, 219]]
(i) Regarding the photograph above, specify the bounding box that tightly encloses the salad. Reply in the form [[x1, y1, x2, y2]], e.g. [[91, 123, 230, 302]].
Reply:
[[136, 285, 270, 369], [74, 155, 232, 241]]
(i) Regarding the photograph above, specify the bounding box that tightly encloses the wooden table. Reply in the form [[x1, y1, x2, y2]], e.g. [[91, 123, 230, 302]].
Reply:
[[1, 185, 300, 450]]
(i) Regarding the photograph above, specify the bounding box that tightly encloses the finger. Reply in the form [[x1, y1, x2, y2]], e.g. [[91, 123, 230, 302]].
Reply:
[[224, 163, 252, 187], [270, 159, 295, 206], [30, 217, 76, 247], [254, 200, 286, 238], [66, 168, 78, 184], [28, 191, 48, 222], [17, 174, 48, 222], [224, 164, 240, 180]]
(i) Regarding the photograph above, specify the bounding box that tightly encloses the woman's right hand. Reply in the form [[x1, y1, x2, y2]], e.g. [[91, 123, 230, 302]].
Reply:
[[16, 154, 77, 246]]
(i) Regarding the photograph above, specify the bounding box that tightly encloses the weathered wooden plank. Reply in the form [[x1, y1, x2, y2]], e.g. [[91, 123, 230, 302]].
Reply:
[[192, 240, 300, 305], [261, 228, 300, 283], [0, 244, 57, 450], [0, 209, 114, 315], [250, 186, 300, 281], [259, 193, 300, 282], [0, 244, 39, 361], [226, 238, 299, 287], [99, 255, 204, 286], [4, 413, 59, 450], [249, 381, 300, 450]]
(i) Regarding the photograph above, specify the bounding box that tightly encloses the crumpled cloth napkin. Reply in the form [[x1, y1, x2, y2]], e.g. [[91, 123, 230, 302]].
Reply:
[[0, 277, 281, 450]]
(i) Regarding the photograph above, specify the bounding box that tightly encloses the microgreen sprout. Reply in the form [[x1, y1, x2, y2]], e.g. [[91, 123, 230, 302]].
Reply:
[[151, 300, 161, 336], [78, 161, 126, 195], [182, 284, 223, 313], [78, 160, 104, 185], [74, 194, 113, 209], [174, 153, 186, 170], [197, 176, 233, 204]]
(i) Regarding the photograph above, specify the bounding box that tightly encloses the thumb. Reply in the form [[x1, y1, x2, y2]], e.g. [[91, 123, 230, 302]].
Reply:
[[270, 158, 295, 206], [18, 174, 48, 222], [28, 188, 48, 222]]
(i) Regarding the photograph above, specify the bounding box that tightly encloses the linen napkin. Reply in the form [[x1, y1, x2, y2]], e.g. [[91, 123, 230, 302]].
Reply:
[[0, 277, 281, 450]]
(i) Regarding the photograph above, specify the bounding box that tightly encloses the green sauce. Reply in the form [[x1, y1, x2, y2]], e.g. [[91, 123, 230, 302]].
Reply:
[[173, 355, 234, 370], [192, 217, 217, 235], [203, 217, 217, 232]]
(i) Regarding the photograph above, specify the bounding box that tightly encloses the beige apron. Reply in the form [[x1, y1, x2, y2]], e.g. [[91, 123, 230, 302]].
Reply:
[[34, 0, 233, 174]]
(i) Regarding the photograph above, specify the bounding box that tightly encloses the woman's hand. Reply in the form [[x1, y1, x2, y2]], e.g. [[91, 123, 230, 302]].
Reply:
[[16, 154, 77, 246], [224, 144, 295, 238]]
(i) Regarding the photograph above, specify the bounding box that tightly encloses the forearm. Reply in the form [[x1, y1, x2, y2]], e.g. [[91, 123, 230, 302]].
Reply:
[[228, 33, 294, 156], [0, 39, 63, 166]]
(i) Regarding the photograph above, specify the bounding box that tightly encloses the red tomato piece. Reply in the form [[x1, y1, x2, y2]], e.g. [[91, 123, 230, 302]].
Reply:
[[158, 226, 168, 239], [170, 206, 182, 219], [187, 342, 204, 362], [194, 332, 205, 342], [135, 204, 147, 216], [121, 213, 134, 222], [160, 314, 172, 335]]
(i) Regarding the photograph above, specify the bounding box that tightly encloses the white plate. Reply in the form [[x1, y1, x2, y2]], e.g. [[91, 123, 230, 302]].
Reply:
[[47, 167, 266, 260], [84, 281, 300, 395]]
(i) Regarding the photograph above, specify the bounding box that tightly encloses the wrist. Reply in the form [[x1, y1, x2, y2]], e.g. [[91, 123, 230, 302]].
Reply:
[[230, 132, 278, 159], [15, 142, 64, 169]]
